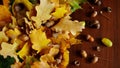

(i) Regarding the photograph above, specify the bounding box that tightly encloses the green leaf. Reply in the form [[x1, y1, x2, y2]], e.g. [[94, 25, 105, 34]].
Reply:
[[69, 0, 81, 12], [0, 55, 15, 68], [68, 0, 87, 12]]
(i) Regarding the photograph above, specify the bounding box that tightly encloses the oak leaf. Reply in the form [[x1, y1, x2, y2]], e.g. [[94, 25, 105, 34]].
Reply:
[[52, 15, 85, 35], [31, 0, 55, 28], [0, 42, 19, 62]]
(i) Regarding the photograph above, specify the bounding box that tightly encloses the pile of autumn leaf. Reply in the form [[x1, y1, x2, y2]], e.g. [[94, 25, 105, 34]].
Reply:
[[0, 0, 86, 68]]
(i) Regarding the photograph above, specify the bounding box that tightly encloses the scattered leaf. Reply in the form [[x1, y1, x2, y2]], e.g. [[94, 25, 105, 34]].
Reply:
[[52, 5, 67, 19], [0, 5, 11, 24], [31, 0, 55, 28], [29, 28, 51, 53], [68, 0, 86, 12], [52, 15, 85, 35], [6, 28, 21, 40], [17, 42, 30, 59], [0, 55, 15, 68], [0, 41, 19, 62]]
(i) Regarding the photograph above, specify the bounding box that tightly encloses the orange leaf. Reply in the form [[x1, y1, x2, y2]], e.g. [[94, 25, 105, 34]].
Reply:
[[3, 0, 10, 8]]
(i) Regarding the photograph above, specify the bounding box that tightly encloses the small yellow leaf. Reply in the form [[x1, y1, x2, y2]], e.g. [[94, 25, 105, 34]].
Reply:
[[17, 42, 30, 59], [6, 28, 21, 39], [52, 5, 67, 19], [29, 28, 51, 53]]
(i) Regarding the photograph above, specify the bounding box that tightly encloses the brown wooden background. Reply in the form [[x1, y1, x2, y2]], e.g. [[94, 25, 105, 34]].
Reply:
[[68, 0, 120, 68]]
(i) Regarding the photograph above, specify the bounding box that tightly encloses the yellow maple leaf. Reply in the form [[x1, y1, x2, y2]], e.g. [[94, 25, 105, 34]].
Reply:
[[29, 28, 51, 53], [52, 5, 68, 19], [52, 15, 85, 35], [31, 0, 55, 28], [17, 42, 30, 59], [0, 41, 19, 62]]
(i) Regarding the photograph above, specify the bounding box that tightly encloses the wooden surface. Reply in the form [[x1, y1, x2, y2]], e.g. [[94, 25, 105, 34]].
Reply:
[[68, 0, 120, 68]]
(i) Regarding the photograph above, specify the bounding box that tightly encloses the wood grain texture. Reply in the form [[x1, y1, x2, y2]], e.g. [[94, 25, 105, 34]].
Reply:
[[68, 0, 120, 68]]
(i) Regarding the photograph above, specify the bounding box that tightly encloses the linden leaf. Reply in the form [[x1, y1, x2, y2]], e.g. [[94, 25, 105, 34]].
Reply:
[[52, 5, 67, 19], [29, 28, 51, 53], [31, 0, 55, 28], [17, 42, 30, 59], [52, 15, 85, 35], [0, 42, 19, 62]]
